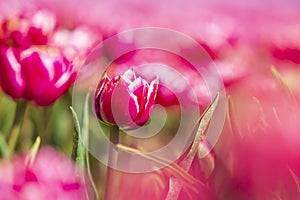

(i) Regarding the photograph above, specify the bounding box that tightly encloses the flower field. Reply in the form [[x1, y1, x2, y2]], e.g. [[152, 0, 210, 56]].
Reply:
[[0, 0, 300, 199]]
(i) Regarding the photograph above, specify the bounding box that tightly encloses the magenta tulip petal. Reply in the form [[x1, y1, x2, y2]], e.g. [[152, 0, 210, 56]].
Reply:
[[0, 47, 24, 98], [134, 78, 158, 126], [52, 60, 65, 82], [20, 52, 51, 100], [111, 80, 138, 125], [27, 27, 48, 45], [100, 78, 118, 123], [10, 31, 31, 47], [131, 85, 148, 122], [37, 71, 76, 106], [0, 47, 76, 106], [95, 76, 110, 120]]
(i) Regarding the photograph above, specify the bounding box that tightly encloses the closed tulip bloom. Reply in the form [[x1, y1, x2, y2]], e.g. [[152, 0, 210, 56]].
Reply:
[[94, 69, 158, 129], [0, 46, 76, 106]]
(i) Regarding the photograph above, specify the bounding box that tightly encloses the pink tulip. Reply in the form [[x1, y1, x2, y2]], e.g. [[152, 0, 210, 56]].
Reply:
[[49, 26, 100, 69], [109, 50, 213, 110], [0, 146, 89, 200], [0, 9, 57, 48], [0, 46, 76, 106], [94, 69, 158, 129]]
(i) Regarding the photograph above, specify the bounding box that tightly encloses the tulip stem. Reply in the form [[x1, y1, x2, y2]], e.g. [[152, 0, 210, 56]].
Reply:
[[7, 100, 28, 155], [104, 125, 120, 200], [109, 125, 119, 145]]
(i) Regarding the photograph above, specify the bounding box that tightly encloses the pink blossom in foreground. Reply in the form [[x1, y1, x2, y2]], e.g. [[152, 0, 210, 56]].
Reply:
[[0, 46, 76, 106], [0, 147, 89, 200], [94, 69, 158, 129]]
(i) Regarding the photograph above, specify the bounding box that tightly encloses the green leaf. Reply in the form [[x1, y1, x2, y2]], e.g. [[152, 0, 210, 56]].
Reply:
[[7, 100, 28, 153], [81, 92, 90, 142], [185, 92, 219, 164], [85, 147, 99, 200], [165, 92, 220, 200], [70, 106, 81, 136], [0, 95, 15, 137], [77, 92, 90, 168], [70, 106, 81, 163], [0, 132, 9, 159], [70, 93, 99, 200], [25, 136, 41, 167], [116, 144, 205, 193]]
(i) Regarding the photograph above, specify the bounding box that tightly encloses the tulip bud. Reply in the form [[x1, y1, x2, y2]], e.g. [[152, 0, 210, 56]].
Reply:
[[94, 69, 158, 129]]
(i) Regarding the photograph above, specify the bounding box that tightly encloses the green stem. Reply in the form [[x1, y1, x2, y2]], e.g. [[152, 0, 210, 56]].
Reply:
[[86, 148, 99, 200], [109, 125, 119, 145], [104, 125, 119, 200], [41, 106, 51, 145], [7, 100, 28, 155]]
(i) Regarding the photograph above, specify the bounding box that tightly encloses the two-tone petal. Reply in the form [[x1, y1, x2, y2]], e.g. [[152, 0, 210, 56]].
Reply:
[[0, 47, 24, 98], [94, 69, 158, 129], [0, 46, 76, 106]]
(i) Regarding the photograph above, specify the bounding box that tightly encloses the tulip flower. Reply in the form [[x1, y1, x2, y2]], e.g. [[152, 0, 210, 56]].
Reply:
[[50, 26, 100, 68], [0, 9, 57, 47], [0, 46, 76, 106], [94, 69, 158, 129]]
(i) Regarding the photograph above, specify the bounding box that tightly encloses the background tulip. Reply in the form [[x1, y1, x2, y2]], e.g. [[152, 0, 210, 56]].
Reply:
[[0, 46, 76, 106], [0, 9, 57, 48]]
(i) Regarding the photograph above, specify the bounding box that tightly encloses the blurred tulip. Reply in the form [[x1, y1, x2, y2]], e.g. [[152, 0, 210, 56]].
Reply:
[[137, 65, 211, 109], [94, 69, 158, 129], [0, 146, 89, 200], [110, 50, 213, 109], [0, 9, 57, 48], [50, 26, 100, 68], [0, 46, 76, 106]]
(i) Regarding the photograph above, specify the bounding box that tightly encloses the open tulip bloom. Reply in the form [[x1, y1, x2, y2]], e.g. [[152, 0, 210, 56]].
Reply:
[[0, 46, 76, 106], [94, 69, 159, 130]]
